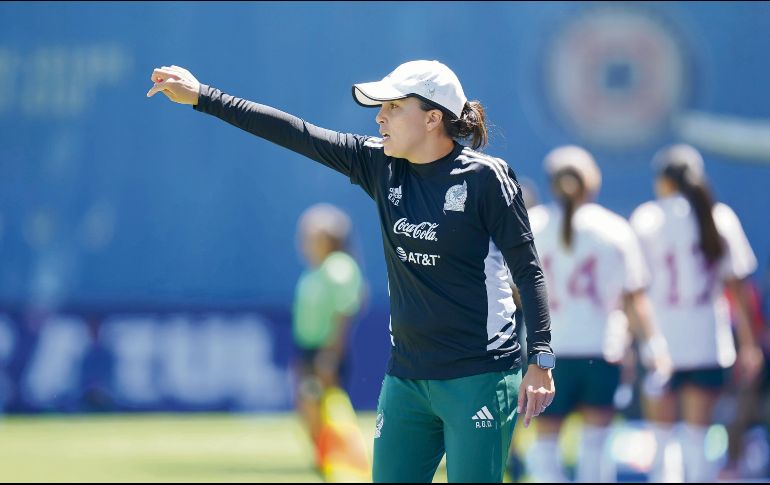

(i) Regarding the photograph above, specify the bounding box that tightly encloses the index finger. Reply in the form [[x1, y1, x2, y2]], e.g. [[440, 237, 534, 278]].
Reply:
[[146, 78, 176, 98], [523, 385, 535, 428]]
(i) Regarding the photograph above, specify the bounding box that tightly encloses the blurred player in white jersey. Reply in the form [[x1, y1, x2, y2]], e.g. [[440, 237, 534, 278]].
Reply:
[[630, 144, 764, 482], [526, 146, 671, 482]]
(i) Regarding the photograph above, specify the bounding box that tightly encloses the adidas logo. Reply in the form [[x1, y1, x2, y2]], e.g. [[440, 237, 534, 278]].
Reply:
[[388, 185, 402, 206], [471, 406, 495, 428]]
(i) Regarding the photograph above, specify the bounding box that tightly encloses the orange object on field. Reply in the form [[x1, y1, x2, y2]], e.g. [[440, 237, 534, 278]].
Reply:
[[318, 386, 371, 482]]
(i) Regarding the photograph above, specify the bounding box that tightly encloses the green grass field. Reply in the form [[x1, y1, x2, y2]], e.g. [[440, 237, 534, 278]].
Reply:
[[0, 411, 742, 483], [0, 412, 449, 483]]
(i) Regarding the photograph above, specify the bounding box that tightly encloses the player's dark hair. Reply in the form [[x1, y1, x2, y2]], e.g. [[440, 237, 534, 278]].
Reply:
[[551, 168, 585, 251], [660, 165, 724, 265], [419, 100, 488, 150]]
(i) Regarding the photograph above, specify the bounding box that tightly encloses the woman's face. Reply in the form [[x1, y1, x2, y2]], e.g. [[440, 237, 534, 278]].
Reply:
[[301, 230, 335, 267], [655, 175, 676, 198], [551, 171, 585, 204], [375, 97, 432, 159]]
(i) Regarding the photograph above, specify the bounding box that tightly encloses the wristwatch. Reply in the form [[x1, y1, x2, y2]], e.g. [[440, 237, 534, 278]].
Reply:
[[528, 352, 556, 370]]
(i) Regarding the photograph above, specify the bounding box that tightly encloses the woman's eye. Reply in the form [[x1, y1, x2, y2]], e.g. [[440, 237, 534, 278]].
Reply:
[[390, 103, 398, 109]]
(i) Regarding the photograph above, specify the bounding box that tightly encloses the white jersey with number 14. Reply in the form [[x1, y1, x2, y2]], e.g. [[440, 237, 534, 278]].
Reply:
[[530, 203, 649, 360]]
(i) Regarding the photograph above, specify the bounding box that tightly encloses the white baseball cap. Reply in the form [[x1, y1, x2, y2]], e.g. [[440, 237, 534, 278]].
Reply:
[[543, 145, 602, 195], [652, 144, 705, 181], [352, 60, 468, 119], [297, 203, 352, 242]]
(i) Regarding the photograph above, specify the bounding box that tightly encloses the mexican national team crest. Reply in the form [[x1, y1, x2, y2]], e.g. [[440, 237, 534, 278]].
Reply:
[[443, 181, 467, 212]]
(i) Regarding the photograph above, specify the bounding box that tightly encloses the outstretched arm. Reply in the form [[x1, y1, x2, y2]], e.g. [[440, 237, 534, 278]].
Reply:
[[146, 65, 372, 180]]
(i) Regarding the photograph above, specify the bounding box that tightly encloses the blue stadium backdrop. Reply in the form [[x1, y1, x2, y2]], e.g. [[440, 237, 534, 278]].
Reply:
[[0, 2, 769, 412]]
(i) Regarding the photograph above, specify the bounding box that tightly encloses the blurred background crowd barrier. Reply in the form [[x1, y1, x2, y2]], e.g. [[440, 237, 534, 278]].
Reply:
[[0, 2, 768, 416]]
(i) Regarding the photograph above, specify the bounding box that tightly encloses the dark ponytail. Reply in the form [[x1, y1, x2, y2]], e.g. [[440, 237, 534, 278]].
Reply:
[[419, 100, 488, 150], [661, 165, 724, 265], [552, 168, 585, 251]]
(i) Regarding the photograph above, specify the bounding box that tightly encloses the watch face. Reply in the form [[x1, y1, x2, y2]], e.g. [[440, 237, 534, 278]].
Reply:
[[539, 353, 556, 369]]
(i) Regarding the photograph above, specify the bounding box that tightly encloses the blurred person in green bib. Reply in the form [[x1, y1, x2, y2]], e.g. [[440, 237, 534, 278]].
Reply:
[[293, 203, 367, 478]]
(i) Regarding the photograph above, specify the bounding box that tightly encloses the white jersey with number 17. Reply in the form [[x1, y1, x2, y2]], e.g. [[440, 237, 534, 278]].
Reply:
[[530, 203, 649, 360], [630, 195, 757, 370]]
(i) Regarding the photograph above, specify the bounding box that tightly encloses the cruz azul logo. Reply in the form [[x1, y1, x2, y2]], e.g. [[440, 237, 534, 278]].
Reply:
[[396, 247, 440, 267], [388, 185, 402, 206], [393, 218, 438, 242]]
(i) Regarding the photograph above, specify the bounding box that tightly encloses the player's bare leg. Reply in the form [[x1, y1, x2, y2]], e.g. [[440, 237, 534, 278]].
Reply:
[[577, 406, 615, 482], [526, 416, 567, 482], [644, 390, 682, 482], [680, 384, 721, 482]]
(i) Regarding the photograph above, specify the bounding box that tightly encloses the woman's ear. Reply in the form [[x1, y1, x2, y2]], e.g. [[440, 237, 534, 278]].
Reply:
[[426, 109, 444, 132]]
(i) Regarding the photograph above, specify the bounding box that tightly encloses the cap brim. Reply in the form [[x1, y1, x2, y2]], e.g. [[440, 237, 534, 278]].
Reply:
[[352, 81, 409, 108]]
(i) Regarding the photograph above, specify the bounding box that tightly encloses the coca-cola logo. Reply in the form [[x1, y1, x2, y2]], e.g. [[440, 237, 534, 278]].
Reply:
[[393, 218, 439, 242]]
